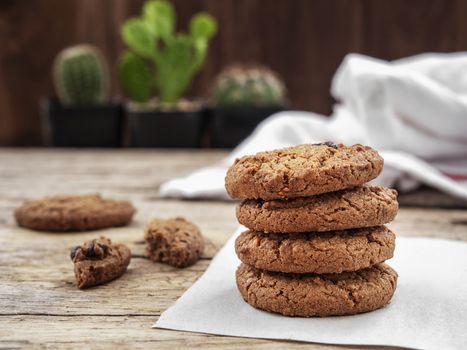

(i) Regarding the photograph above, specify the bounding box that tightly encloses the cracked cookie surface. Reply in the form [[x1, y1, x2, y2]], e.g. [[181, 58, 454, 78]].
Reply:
[[225, 143, 383, 200], [71, 237, 131, 289], [145, 217, 204, 268], [236, 263, 397, 317], [15, 193, 135, 232], [237, 186, 398, 233], [235, 226, 395, 274]]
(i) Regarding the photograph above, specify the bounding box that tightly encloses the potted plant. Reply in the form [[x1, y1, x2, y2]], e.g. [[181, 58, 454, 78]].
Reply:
[[45, 44, 123, 147], [208, 64, 287, 148], [118, 0, 217, 148]]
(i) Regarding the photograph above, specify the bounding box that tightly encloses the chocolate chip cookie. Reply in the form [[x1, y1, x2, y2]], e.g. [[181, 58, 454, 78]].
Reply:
[[70, 237, 131, 289], [236, 263, 397, 317], [145, 217, 204, 268], [15, 194, 135, 232], [237, 186, 398, 233], [235, 226, 395, 274], [225, 143, 383, 200]]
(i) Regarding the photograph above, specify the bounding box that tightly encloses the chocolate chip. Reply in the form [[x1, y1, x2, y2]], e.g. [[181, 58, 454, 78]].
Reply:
[[314, 141, 337, 149], [100, 243, 109, 254], [70, 246, 80, 261], [85, 241, 96, 258]]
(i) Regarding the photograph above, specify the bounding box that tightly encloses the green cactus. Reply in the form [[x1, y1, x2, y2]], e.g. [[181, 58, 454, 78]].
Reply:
[[53, 44, 109, 106], [118, 0, 217, 108], [211, 65, 286, 107]]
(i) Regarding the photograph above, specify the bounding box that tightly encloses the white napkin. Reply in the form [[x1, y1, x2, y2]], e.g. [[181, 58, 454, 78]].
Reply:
[[155, 229, 467, 350], [160, 53, 467, 200]]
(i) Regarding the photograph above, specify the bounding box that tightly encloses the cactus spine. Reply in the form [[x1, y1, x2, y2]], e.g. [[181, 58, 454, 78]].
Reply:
[[211, 65, 286, 107], [53, 44, 109, 106]]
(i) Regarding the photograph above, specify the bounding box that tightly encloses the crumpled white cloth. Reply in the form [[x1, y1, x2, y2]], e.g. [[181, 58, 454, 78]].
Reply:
[[160, 53, 467, 200]]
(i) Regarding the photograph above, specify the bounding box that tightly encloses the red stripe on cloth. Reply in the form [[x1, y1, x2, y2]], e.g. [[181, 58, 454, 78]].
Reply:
[[442, 172, 467, 180]]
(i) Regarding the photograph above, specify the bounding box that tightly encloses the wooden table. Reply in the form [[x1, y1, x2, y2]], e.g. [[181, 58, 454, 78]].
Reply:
[[1, 149, 466, 349]]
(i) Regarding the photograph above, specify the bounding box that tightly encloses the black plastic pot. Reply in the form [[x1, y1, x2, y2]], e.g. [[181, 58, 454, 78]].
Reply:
[[128, 108, 203, 148], [44, 98, 123, 147], [209, 106, 284, 148]]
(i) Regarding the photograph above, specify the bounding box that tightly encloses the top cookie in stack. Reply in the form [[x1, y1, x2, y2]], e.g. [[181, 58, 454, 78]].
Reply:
[[226, 142, 383, 200], [226, 142, 399, 317]]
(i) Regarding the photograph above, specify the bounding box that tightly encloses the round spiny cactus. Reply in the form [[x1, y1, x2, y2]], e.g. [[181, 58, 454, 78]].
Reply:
[[53, 44, 109, 106], [210, 64, 286, 107]]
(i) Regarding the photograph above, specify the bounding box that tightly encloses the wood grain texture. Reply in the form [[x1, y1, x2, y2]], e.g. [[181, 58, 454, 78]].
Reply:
[[0, 149, 467, 349], [1, 316, 359, 350], [1, 0, 466, 145]]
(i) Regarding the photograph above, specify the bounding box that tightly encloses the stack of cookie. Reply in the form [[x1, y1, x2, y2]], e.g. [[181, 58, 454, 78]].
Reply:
[[225, 143, 399, 317]]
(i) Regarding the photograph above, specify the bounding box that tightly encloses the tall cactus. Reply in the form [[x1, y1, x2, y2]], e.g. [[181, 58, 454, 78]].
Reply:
[[118, 0, 217, 107], [210, 65, 286, 107], [53, 44, 109, 106]]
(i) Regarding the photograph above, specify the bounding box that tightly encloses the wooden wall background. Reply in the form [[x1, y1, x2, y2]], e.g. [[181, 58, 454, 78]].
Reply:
[[1, 0, 466, 146]]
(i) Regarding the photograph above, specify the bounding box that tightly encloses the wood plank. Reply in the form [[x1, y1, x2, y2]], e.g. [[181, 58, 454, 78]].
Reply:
[[4, 0, 467, 145], [0, 315, 358, 350], [364, 0, 458, 59]]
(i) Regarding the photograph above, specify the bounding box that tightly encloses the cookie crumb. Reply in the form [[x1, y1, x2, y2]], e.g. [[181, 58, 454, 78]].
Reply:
[[144, 217, 204, 268], [313, 141, 338, 149], [71, 237, 131, 289]]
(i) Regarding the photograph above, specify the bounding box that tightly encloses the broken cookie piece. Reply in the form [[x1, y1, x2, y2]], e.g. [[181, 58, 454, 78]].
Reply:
[[144, 217, 204, 268], [70, 237, 131, 289]]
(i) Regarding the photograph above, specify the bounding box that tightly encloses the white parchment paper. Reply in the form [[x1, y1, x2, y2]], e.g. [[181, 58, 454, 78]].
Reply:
[[155, 229, 467, 350]]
